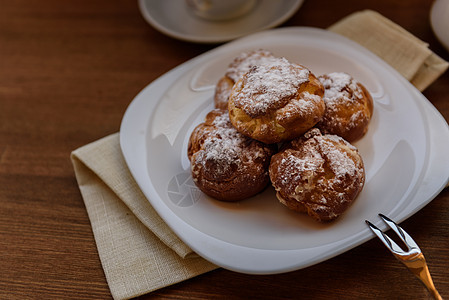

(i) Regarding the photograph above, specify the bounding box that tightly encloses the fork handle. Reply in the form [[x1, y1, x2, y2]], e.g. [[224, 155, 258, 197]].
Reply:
[[398, 253, 442, 300]]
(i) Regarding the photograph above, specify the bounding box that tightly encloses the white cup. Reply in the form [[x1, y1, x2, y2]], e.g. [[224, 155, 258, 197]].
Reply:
[[186, 0, 257, 21], [430, 0, 449, 51]]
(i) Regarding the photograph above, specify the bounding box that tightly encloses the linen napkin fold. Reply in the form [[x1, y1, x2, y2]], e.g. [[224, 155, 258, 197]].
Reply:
[[71, 9, 448, 300], [329, 10, 448, 91], [71, 134, 217, 300]]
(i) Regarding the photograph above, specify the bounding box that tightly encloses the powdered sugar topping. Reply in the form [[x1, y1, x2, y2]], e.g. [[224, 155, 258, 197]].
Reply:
[[202, 113, 245, 165], [316, 135, 359, 180], [276, 91, 323, 121], [232, 57, 310, 116], [317, 72, 372, 139], [278, 149, 325, 186], [319, 72, 363, 103], [226, 49, 276, 82], [193, 112, 268, 178], [274, 130, 361, 191]]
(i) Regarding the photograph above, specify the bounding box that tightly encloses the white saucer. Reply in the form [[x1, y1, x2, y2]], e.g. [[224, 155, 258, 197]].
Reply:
[[138, 0, 303, 43]]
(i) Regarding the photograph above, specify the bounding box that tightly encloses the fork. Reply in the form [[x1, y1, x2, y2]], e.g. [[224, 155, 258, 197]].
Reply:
[[366, 214, 442, 300]]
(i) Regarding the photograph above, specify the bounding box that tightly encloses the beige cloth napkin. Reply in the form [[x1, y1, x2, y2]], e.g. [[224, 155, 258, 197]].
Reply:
[[71, 135, 217, 300], [329, 10, 448, 91], [71, 10, 448, 300]]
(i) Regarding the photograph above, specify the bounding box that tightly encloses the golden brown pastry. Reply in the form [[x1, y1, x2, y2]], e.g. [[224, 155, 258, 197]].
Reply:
[[317, 72, 374, 142], [228, 57, 325, 144], [214, 49, 276, 110], [269, 128, 365, 222], [188, 109, 277, 201]]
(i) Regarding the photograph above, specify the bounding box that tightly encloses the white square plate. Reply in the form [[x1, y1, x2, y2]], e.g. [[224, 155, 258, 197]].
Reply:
[[120, 27, 449, 274]]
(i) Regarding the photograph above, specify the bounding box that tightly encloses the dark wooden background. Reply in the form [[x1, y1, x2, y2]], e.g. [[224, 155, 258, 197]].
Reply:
[[1, 0, 448, 299]]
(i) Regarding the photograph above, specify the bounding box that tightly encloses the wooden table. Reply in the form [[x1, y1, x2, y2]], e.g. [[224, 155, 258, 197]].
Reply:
[[1, 0, 448, 299]]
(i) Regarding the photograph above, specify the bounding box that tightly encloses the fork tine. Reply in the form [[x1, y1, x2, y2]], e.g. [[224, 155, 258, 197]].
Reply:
[[379, 214, 420, 251], [365, 220, 405, 254], [366, 216, 442, 299]]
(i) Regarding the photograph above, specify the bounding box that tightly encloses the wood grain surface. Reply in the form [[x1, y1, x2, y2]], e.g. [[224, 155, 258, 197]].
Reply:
[[1, 0, 448, 299]]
